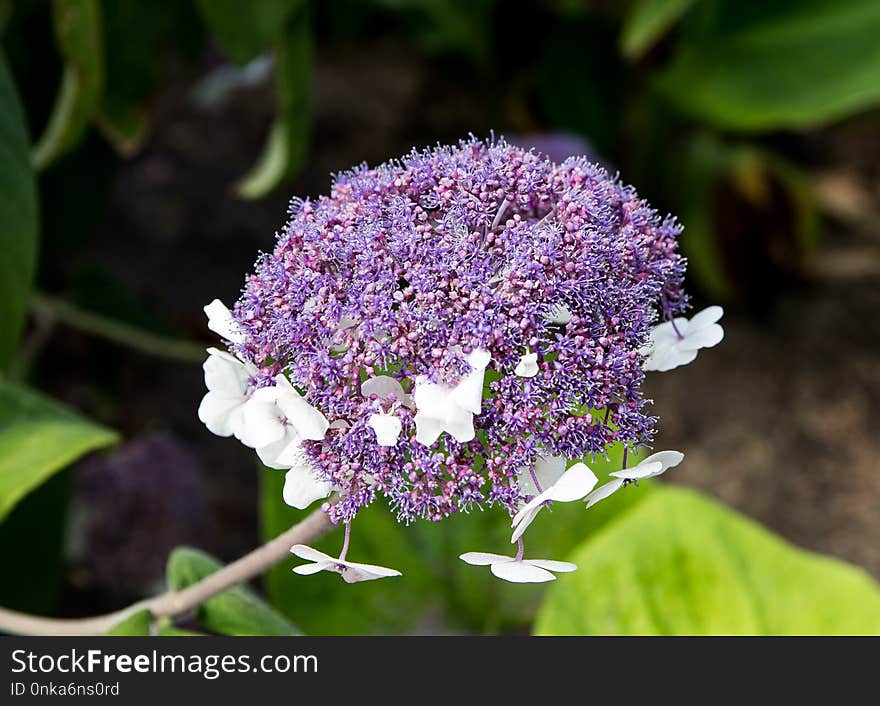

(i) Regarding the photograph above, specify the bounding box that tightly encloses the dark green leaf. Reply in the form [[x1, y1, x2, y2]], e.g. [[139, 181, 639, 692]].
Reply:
[[237, 5, 310, 199], [0, 381, 118, 522], [0, 51, 38, 369], [535, 487, 880, 635], [32, 0, 104, 169], [166, 547, 299, 636], [106, 609, 152, 636], [655, 0, 880, 131], [621, 0, 698, 59], [196, 0, 300, 65]]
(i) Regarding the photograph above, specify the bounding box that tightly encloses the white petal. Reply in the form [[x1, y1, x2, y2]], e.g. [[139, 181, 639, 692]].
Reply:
[[688, 305, 724, 330], [644, 345, 698, 372], [198, 392, 244, 437], [610, 460, 663, 481], [292, 561, 334, 576], [640, 450, 685, 474], [510, 505, 542, 543], [584, 479, 625, 509], [547, 462, 598, 502], [256, 429, 301, 469], [444, 414, 476, 443], [204, 299, 245, 344], [546, 303, 572, 325], [466, 348, 491, 371], [682, 323, 724, 350], [282, 467, 333, 509], [361, 375, 406, 401], [449, 369, 486, 415], [368, 413, 402, 446], [276, 393, 329, 441], [491, 561, 556, 583], [527, 559, 577, 573], [526, 455, 568, 494], [515, 352, 539, 378], [203, 348, 249, 395], [459, 552, 514, 566], [414, 412, 444, 446], [290, 544, 335, 563], [338, 560, 402, 583], [238, 399, 286, 448]]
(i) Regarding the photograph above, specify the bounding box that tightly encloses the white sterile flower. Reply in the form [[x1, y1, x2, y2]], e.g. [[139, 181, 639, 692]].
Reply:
[[245, 374, 329, 460], [546, 303, 572, 325], [368, 413, 402, 446], [643, 306, 724, 372], [204, 299, 246, 344], [413, 349, 491, 446], [197, 347, 258, 439], [361, 375, 413, 407], [282, 461, 334, 509], [515, 351, 539, 378], [459, 552, 577, 583], [511, 462, 598, 542], [516, 455, 566, 498], [584, 450, 684, 509], [290, 545, 401, 583]]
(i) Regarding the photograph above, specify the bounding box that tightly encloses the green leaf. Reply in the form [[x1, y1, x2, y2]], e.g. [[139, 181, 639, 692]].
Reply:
[[535, 487, 880, 635], [106, 609, 152, 636], [0, 51, 38, 369], [32, 0, 104, 170], [96, 0, 189, 156], [166, 547, 299, 636], [261, 446, 650, 634], [236, 5, 310, 199], [196, 0, 300, 65], [654, 0, 880, 131], [0, 381, 118, 523], [156, 624, 204, 636], [621, 0, 698, 59]]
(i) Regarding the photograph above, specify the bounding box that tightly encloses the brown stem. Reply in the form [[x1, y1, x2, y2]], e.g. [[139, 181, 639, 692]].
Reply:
[[0, 503, 335, 636]]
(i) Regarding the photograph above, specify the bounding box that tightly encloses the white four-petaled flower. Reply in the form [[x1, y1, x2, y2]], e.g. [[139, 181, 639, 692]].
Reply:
[[459, 552, 577, 583], [290, 545, 402, 583], [584, 450, 684, 509], [515, 352, 539, 378], [643, 306, 724, 372], [413, 349, 491, 446], [511, 460, 598, 542], [362, 375, 411, 447]]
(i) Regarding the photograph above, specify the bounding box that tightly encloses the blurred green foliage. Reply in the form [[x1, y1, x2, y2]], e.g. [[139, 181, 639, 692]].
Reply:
[[535, 487, 880, 635]]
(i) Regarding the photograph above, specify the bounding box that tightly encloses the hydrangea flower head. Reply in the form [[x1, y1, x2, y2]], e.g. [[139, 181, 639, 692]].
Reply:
[[199, 135, 720, 582]]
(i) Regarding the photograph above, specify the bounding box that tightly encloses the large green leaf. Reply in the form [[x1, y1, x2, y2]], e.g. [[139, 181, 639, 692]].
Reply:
[[236, 4, 310, 199], [196, 0, 300, 66], [620, 0, 698, 59], [535, 487, 880, 635], [0, 381, 118, 523], [262, 445, 650, 634], [106, 609, 152, 636], [655, 0, 880, 131], [32, 0, 104, 169], [0, 52, 38, 370], [166, 547, 299, 636]]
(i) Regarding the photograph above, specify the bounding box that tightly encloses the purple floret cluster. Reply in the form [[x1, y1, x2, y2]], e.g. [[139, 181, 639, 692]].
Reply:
[[230, 136, 687, 525]]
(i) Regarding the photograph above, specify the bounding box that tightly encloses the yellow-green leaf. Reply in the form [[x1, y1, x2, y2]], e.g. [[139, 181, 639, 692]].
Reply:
[[535, 487, 880, 635]]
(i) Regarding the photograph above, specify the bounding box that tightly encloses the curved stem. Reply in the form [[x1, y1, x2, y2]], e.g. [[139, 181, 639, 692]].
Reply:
[[31, 293, 206, 365], [0, 502, 336, 636]]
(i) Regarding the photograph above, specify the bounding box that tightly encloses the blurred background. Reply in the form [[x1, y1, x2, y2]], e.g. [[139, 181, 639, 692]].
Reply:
[[1, 0, 879, 635]]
